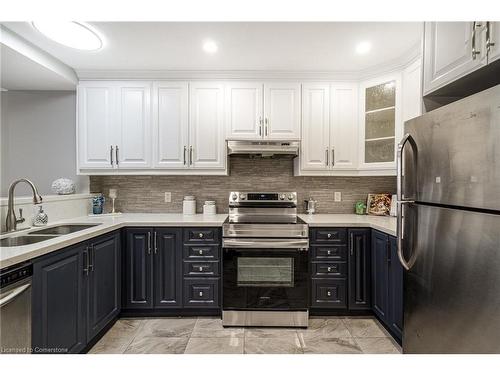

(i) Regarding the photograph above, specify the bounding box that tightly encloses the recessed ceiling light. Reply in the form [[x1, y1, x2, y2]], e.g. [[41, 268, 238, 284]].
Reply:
[[32, 21, 103, 51], [355, 41, 372, 55], [202, 39, 218, 54]]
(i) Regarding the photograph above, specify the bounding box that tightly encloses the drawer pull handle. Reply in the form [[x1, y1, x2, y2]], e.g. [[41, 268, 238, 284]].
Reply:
[[199, 291, 203, 297], [198, 266, 203, 272], [198, 233, 204, 238], [327, 233, 332, 238], [327, 291, 331, 297], [327, 250, 331, 255], [198, 250, 203, 255], [327, 267, 332, 272]]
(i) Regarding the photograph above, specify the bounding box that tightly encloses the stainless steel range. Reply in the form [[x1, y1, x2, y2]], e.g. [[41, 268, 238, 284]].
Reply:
[[222, 192, 309, 327]]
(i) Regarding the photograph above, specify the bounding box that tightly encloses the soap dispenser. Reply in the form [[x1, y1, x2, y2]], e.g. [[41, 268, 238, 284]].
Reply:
[[33, 205, 48, 226]]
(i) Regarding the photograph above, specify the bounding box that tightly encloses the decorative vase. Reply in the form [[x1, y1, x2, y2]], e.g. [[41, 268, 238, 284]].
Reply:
[[51, 178, 76, 195]]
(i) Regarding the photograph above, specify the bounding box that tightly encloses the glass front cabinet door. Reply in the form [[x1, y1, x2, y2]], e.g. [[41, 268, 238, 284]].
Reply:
[[359, 74, 402, 172]]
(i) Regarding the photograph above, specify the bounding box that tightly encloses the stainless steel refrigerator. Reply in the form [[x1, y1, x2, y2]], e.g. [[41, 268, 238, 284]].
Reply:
[[397, 84, 500, 353]]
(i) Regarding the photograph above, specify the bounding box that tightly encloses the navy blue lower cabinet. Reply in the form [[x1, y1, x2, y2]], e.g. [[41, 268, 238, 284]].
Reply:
[[311, 278, 347, 308], [371, 230, 390, 323], [123, 228, 154, 309], [183, 278, 220, 308], [32, 244, 87, 354], [153, 228, 182, 309], [348, 229, 371, 310], [388, 236, 404, 341], [87, 232, 121, 341]]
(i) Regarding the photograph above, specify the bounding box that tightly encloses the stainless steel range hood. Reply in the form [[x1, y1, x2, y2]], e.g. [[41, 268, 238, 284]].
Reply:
[[227, 140, 299, 158]]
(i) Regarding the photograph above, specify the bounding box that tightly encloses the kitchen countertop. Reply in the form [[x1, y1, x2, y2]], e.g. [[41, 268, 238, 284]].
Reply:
[[299, 214, 396, 236], [1, 213, 396, 269], [0, 213, 228, 269]]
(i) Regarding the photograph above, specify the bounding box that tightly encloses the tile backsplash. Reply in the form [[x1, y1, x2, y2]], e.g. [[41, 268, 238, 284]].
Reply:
[[90, 157, 396, 214]]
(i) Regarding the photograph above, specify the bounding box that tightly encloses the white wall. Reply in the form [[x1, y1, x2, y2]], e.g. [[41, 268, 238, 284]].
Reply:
[[0, 91, 88, 196]]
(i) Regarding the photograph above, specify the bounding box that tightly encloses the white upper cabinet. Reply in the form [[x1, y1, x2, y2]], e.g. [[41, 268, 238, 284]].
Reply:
[[423, 22, 486, 95], [189, 82, 226, 169], [115, 82, 152, 168], [359, 73, 402, 171], [225, 82, 263, 139], [330, 83, 358, 170], [152, 81, 189, 169], [402, 59, 423, 122], [264, 83, 301, 139], [300, 84, 330, 171], [77, 82, 116, 169]]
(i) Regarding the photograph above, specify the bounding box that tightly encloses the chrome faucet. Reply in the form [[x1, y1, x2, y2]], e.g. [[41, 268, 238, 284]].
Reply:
[[5, 178, 43, 232]]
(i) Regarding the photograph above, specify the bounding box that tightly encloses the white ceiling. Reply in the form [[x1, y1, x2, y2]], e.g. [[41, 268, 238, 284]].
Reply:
[[3, 22, 423, 72]]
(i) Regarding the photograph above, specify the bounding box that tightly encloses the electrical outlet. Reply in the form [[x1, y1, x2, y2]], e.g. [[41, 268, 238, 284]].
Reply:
[[164, 192, 171, 203], [334, 192, 342, 202]]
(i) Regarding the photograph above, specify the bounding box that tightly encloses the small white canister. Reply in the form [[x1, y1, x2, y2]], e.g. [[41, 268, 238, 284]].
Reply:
[[203, 200, 216, 215], [183, 196, 196, 215]]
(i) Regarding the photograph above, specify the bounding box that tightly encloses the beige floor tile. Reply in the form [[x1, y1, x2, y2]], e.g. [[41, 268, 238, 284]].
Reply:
[[300, 336, 363, 354], [355, 337, 401, 354], [344, 318, 389, 338], [245, 328, 298, 339], [184, 337, 244, 354], [88, 336, 131, 354], [124, 336, 189, 354], [191, 317, 244, 338], [298, 318, 352, 340], [136, 318, 197, 338], [244, 337, 303, 354]]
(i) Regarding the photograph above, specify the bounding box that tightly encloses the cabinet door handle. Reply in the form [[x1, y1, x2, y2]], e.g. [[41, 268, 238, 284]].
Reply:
[[147, 232, 152, 255], [387, 239, 391, 263], [486, 21, 496, 58], [331, 148, 335, 167], [259, 117, 262, 136], [154, 231, 158, 254], [83, 248, 89, 276], [183, 146, 187, 165], [88, 245, 95, 272], [110, 145, 114, 166], [471, 21, 481, 59], [264, 118, 268, 136], [189, 146, 193, 166], [350, 234, 354, 257], [115, 145, 119, 166]]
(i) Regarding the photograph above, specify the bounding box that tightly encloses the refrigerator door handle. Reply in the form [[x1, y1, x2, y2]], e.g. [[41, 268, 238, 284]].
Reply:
[[397, 133, 418, 271]]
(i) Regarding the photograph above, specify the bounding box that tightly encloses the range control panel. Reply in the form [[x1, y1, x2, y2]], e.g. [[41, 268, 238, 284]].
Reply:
[[229, 192, 297, 204]]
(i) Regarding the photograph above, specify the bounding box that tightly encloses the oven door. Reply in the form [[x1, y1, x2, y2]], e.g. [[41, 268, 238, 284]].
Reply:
[[222, 238, 309, 311]]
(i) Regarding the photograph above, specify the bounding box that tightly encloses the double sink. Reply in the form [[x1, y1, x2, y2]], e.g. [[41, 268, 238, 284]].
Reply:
[[0, 224, 101, 247]]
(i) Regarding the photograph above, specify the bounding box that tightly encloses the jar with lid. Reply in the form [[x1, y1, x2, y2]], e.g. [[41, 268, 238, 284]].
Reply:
[[203, 200, 216, 215], [183, 196, 196, 215]]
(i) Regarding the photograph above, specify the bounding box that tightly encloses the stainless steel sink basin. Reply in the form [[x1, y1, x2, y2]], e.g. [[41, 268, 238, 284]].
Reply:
[[0, 235, 58, 247], [28, 223, 101, 235]]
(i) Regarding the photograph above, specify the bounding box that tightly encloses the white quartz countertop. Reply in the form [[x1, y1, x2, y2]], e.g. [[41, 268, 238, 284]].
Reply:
[[0, 213, 228, 269], [299, 214, 396, 236], [1, 213, 396, 269]]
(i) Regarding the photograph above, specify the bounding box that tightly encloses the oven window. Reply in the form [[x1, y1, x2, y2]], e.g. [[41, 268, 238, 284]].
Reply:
[[237, 257, 294, 287]]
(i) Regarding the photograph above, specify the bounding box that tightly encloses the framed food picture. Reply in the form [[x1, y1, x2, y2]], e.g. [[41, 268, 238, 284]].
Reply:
[[366, 194, 392, 216]]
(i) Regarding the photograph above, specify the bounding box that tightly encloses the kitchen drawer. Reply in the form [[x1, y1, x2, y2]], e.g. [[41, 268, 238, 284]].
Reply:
[[311, 245, 347, 261], [183, 244, 220, 260], [183, 261, 220, 277], [311, 228, 347, 244], [183, 278, 220, 308], [312, 262, 347, 278], [311, 279, 347, 308], [183, 228, 219, 243]]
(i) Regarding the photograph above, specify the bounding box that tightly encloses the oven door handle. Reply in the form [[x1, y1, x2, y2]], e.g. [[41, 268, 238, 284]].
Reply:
[[222, 238, 309, 250]]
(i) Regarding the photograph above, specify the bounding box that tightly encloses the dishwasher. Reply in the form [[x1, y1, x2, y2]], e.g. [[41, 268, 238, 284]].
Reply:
[[0, 262, 32, 354]]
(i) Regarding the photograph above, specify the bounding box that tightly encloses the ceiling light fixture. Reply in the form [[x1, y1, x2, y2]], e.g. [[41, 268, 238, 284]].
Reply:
[[32, 21, 103, 51], [202, 39, 218, 54], [355, 41, 372, 55]]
